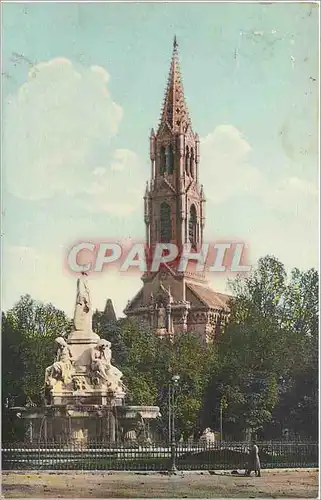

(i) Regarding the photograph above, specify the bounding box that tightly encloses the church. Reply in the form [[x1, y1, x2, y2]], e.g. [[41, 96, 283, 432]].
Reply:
[[124, 38, 230, 344]]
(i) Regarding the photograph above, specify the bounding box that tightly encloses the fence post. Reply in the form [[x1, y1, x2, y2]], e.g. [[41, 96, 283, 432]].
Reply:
[[169, 441, 177, 473]]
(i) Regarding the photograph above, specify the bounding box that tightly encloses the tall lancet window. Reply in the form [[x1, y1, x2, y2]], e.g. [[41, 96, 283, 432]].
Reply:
[[190, 148, 194, 177], [185, 146, 190, 175], [166, 144, 174, 174], [189, 204, 197, 250], [160, 202, 172, 242], [160, 146, 166, 175]]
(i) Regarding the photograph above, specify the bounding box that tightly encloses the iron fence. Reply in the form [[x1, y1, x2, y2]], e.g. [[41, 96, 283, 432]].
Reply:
[[2, 441, 318, 471]]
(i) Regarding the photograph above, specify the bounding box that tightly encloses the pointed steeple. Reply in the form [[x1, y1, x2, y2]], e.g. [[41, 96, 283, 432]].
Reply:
[[103, 298, 117, 323], [158, 36, 191, 134]]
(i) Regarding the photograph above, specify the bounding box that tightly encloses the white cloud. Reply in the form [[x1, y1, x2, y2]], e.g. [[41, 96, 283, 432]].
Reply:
[[83, 149, 144, 215], [200, 124, 318, 273], [200, 125, 262, 203], [264, 176, 318, 218], [3, 58, 143, 215], [200, 125, 318, 222]]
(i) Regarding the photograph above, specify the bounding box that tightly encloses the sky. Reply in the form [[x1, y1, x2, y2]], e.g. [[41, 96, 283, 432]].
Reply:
[[2, 2, 319, 318]]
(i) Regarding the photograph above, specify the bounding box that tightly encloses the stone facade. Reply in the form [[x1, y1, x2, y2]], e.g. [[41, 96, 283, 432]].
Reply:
[[125, 38, 230, 343]]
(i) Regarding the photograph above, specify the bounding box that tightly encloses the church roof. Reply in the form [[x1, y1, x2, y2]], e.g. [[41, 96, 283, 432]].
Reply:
[[124, 288, 143, 314], [187, 282, 231, 311], [158, 36, 191, 134]]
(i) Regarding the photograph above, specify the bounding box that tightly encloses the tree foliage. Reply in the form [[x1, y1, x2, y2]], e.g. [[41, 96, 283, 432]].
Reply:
[[202, 256, 318, 440]]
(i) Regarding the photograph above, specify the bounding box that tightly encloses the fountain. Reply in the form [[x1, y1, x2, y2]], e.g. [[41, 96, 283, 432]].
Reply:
[[12, 273, 160, 444]]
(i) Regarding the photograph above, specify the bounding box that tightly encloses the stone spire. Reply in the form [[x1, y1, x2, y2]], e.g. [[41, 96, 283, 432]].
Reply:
[[103, 298, 117, 323], [158, 36, 191, 134]]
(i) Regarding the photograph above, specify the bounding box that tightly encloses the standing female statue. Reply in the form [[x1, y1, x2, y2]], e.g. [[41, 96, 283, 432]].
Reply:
[[73, 272, 92, 331]]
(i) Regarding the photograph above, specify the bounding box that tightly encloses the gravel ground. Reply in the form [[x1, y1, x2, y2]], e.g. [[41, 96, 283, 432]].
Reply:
[[1, 469, 318, 499]]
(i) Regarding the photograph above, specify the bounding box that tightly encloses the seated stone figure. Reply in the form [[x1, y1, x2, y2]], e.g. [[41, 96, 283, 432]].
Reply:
[[45, 337, 74, 388], [199, 427, 215, 446], [90, 339, 125, 394]]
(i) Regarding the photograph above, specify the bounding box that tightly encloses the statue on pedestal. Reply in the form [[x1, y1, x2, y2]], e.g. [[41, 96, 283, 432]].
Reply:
[[74, 272, 92, 331], [45, 337, 74, 389], [159, 282, 173, 304], [199, 427, 215, 446], [156, 303, 167, 329], [90, 339, 125, 394]]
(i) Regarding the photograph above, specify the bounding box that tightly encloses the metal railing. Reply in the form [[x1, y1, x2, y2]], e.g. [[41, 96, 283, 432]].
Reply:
[[2, 441, 318, 471]]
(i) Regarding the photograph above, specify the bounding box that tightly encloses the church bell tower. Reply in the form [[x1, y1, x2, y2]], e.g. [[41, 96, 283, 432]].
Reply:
[[125, 37, 230, 343], [144, 36, 206, 255]]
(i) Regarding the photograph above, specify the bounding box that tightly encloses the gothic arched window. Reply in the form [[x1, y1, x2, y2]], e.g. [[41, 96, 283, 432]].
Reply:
[[160, 146, 166, 175], [185, 146, 190, 175], [160, 202, 172, 243], [189, 204, 197, 250], [190, 148, 194, 177], [166, 145, 174, 174]]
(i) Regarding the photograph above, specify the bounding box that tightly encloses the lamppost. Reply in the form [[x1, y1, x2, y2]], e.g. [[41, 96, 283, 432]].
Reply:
[[220, 395, 228, 443], [168, 374, 180, 473]]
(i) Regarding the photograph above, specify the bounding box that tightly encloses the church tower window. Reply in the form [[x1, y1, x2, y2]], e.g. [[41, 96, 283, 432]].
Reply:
[[189, 204, 197, 250], [160, 202, 172, 242], [190, 147, 194, 177], [160, 146, 166, 175], [185, 146, 190, 175], [166, 144, 174, 174]]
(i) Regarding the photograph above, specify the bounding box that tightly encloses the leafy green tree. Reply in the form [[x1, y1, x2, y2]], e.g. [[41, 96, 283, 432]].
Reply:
[[153, 333, 216, 440], [112, 318, 160, 405], [204, 256, 318, 440], [3, 295, 70, 406], [268, 267, 319, 439], [92, 310, 127, 365], [2, 295, 70, 441]]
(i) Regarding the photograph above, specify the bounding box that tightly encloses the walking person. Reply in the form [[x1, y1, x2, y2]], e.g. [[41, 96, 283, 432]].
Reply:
[[246, 441, 261, 477]]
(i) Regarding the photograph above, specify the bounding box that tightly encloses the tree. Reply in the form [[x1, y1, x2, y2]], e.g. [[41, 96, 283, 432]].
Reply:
[[268, 267, 319, 439], [204, 318, 281, 440], [153, 333, 216, 440], [92, 310, 127, 366], [2, 295, 70, 441], [2, 295, 70, 406], [120, 319, 160, 406], [204, 256, 319, 440]]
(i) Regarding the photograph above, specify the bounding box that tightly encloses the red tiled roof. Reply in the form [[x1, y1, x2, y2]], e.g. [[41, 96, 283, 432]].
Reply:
[[187, 282, 231, 310]]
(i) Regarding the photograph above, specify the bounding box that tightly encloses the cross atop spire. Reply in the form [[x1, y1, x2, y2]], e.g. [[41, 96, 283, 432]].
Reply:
[[158, 37, 191, 134], [173, 35, 178, 54]]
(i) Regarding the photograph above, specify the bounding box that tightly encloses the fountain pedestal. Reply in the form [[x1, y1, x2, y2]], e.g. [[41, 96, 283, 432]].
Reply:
[[11, 275, 160, 445], [12, 403, 160, 444]]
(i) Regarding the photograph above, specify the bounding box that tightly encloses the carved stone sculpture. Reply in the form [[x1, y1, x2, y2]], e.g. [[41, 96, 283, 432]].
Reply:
[[45, 337, 74, 389], [199, 427, 215, 446], [159, 282, 173, 304], [73, 376, 88, 392], [73, 272, 92, 331], [124, 429, 138, 443], [156, 303, 167, 329], [90, 339, 124, 394]]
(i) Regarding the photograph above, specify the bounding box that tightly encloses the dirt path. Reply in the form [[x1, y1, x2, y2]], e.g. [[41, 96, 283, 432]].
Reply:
[[1, 469, 318, 498]]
